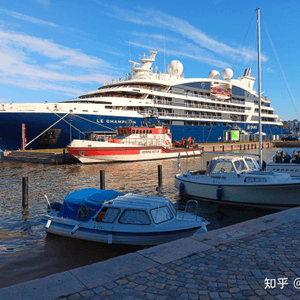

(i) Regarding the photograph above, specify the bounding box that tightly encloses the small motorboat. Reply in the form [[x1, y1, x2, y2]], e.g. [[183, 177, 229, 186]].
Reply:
[[42, 188, 208, 246], [175, 155, 300, 208]]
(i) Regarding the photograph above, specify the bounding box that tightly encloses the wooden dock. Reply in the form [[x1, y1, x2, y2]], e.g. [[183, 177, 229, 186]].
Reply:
[[202, 141, 274, 152], [1, 149, 79, 164]]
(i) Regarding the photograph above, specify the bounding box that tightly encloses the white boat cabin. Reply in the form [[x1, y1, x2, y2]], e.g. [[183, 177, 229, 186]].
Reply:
[[96, 193, 179, 228], [204, 156, 260, 176]]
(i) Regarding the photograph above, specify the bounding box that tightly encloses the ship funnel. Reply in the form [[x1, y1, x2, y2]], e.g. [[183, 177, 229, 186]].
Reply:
[[243, 68, 251, 77]]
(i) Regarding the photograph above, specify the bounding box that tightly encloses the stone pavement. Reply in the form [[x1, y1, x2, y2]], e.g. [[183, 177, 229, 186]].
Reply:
[[1, 207, 300, 300]]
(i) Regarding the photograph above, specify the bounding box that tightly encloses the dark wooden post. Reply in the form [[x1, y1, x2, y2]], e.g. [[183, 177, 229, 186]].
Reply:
[[100, 170, 105, 190], [63, 149, 66, 164], [22, 177, 28, 208], [158, 165, 162, 188]]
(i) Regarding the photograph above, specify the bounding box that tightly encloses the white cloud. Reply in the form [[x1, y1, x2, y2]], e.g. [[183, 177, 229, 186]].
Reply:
[[0, 29, 114, 96], [126, 32, 231, 68], [109, 6, 266, 65], [0, 9, 57, 27], [0, 31, 108, 69]]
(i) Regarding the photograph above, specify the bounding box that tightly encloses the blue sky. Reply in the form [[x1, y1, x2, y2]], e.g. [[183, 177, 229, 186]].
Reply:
[[0, 0, 299, 121]]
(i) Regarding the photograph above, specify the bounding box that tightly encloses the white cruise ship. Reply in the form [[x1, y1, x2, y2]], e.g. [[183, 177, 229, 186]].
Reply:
[[0, 49, 286, 150]]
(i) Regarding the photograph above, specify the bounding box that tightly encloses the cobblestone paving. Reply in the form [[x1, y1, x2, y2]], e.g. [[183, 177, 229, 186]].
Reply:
[[59, 220, 300, 300]]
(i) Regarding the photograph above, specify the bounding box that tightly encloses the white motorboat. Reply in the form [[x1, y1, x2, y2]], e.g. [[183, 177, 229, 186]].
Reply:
[[67, 116, 203, 163], [42, 188, 208, 246], [265, 151, 300, 177], [175, 8, 300, 209], [175, 155, 300, 208], [266, 161, 300, 177]]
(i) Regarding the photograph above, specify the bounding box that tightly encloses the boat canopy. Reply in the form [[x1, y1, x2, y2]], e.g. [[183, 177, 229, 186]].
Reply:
[[57, 188, 123, 221]]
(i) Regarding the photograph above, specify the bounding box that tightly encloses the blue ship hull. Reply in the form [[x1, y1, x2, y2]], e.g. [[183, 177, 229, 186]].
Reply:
[[0, 112, 287, 150]]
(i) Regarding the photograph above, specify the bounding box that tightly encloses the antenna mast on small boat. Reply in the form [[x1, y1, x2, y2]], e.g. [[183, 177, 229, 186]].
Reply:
[[257, 7, 263, 170]]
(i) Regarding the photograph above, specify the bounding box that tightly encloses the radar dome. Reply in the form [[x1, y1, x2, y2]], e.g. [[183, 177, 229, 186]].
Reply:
[[222, 68, 234, 80], [167, 60, 183, 76], [208, 70, 220, 79]]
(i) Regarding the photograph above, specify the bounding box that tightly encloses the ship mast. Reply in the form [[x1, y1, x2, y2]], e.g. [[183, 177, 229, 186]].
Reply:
[[257, 7, 263, 170]]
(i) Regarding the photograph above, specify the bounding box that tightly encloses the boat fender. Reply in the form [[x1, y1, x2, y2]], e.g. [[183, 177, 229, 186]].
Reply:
[[179, 183, 185, 197], [47, 202, 62, 212], [71, 224, 80, 235], [216, 186, 222, 200], [45, 219, 52, 229], [166, 140, 170, 145]]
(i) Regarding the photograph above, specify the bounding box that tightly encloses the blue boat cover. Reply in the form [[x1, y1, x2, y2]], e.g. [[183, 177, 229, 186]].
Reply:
[[57, 188, 123, 222]]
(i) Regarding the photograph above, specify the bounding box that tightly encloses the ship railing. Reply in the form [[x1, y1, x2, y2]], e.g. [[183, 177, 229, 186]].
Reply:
[[156, 112, 223, 121], [121, 138, 167, 147], [154, 100, 245, 113]]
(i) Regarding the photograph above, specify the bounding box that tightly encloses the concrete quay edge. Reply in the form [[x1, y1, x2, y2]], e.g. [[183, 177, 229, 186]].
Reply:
[[1, 206, 300, 300]]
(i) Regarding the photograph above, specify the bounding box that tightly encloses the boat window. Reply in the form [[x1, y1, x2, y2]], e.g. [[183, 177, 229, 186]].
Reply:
[[206, 160, 217, 176], [118, 209, 151, 225], [96, 207, 120, 223], [133, 130, 135, 134], [244, 177, 267, 182], [233, 160, 247, 172], [150, 206, 173, 224], [212, 161, 234, 174], [146, 130, 149, 134], [245, 158, 259, 170], [150, 130, 152, 134], [77, 206, 95, 219], [143, 130, 145, 134]]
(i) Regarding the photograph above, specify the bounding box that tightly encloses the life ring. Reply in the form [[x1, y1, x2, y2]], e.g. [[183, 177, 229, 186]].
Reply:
[[166, 140, 170, 145]]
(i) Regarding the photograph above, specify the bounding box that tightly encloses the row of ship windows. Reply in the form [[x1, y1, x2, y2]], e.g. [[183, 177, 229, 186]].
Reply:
[[173, 83, 246, 97]]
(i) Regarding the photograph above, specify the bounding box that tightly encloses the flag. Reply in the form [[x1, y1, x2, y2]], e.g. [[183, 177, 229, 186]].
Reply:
[[177, 153, 181, 172]]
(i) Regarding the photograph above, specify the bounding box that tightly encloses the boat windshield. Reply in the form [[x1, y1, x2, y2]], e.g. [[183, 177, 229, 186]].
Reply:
[[233, 160, 248, 172], [118, 209, 151, 225], [150, 206, 173, 224], [245, 158, 260, 170], [212, 161, 234, 174]]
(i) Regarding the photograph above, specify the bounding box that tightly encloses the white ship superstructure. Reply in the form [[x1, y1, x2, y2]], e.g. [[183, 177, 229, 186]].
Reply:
[[0, 50, 284, 150]]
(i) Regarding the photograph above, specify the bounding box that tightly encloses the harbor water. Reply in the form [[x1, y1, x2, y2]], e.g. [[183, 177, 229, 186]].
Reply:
[[0, 147, 298, 288]]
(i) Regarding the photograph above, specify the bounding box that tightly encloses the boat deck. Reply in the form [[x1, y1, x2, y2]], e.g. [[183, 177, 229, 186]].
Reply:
[[1, 149, 79, 164]]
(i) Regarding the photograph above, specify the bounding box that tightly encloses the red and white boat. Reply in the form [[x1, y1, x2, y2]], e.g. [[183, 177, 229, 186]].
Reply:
[[67, 119, 203, 163]]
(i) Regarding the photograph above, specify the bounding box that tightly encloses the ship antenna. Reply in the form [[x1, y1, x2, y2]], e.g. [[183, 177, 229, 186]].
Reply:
[[129, 42, 131, 61], [164, 27, 166, 73]]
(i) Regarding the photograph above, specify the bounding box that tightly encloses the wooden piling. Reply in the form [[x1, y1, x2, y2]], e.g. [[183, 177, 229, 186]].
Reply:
[[158, 165, 162, 188], [63, 149, 66, 164], [100, 170, 105, 190], [22, 177, 28, 208]]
